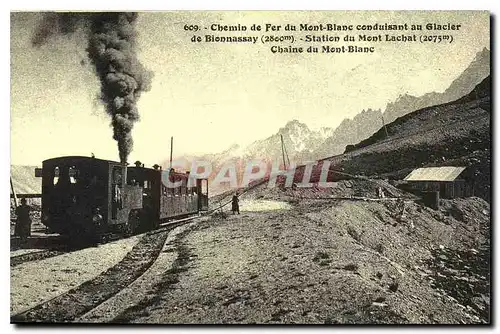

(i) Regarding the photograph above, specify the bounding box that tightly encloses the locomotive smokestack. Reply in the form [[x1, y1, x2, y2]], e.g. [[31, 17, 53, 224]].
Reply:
[[31, 12, 153, 163], [122, 163, 128, 189]]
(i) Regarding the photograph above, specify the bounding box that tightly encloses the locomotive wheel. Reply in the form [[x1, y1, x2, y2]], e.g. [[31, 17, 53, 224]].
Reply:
[[100, 234, 109, 244]]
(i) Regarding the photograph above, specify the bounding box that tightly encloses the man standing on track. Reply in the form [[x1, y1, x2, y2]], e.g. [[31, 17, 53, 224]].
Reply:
[[232, 192, 240, 215]]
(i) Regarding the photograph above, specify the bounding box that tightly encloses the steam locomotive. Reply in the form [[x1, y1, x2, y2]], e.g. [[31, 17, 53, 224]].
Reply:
[[36, 156, 209, 241]]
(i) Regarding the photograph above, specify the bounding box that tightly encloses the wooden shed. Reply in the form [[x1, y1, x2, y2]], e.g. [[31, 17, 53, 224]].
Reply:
[[404, 166, 474, 199]]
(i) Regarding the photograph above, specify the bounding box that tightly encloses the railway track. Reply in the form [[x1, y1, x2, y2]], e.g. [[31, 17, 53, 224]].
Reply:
[[10, 215, 201, 323], [10, 214, 202, 269], [10, 249, 68, 268]]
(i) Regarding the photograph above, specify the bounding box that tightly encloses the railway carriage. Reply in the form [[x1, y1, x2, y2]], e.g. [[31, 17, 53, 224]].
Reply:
[[37, 156, 208, 242]]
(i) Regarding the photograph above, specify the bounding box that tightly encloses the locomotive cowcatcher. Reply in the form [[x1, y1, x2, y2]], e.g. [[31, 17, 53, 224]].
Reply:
[[36, 156, 208, 241]]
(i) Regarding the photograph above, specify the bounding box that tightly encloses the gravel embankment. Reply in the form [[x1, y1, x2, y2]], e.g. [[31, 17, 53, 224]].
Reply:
[[112, 196, 489, 324]]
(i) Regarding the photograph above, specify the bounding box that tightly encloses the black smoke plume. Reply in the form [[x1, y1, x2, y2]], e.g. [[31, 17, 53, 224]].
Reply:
[[32, 12, 152, 163]]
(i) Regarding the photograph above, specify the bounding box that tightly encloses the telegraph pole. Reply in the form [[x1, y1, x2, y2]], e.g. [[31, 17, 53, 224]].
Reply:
[[381, 115, 389, 139], [11, 177, 18, 208], [280, 134, 287, 170], [170, 136, 174, 170], [284, 140, 291, 167]]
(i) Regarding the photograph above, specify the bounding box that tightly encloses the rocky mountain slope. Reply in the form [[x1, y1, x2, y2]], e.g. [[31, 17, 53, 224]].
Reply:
[[315, 47, 490, 158], [383, 47, 490, 124], [182, 120, 333, 167], [314, 108, 383, 160], [244, 120, 333, 162], [339, 75, 491, 201]]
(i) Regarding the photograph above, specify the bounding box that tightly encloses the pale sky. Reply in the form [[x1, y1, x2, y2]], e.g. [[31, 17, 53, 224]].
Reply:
[[10, 11, 490, 166]]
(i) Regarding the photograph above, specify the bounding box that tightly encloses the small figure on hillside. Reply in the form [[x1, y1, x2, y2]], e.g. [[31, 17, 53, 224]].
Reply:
[[232, 192, 240, 215], [399, 198, 406, 215], [377, 187, 385, 199], [389, 279, 399, 293], [396, 198, 407, 222], [15, 198, 32, 242]]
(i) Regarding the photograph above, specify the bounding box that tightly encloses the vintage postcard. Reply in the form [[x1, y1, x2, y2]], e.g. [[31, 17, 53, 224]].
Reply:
[[9, 10, 490, 324]]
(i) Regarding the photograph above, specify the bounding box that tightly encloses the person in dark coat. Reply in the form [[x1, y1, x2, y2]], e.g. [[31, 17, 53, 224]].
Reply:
[[15, 198, 31, 242], [231, 192, 240, 215]]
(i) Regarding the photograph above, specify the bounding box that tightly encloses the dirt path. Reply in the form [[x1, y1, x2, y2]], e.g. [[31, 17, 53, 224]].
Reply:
[[77, 220, 203, 323]]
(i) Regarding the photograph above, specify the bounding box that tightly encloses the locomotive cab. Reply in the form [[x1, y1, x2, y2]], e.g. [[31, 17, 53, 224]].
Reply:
[[39, 156, 142, 240]]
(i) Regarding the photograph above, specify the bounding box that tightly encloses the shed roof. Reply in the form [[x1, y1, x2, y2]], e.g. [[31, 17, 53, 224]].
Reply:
[[404, 167, 466, 182]]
